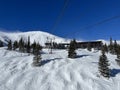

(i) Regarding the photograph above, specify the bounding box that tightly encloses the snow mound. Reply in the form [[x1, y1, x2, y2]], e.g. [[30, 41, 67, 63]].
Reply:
[[0, 31, 69, 46], [0, 47, 120, 90]]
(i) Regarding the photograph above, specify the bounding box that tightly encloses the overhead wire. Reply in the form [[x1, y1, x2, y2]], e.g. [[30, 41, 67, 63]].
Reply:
[[79, 15, 120, 30], [47, 0, 69, 53], [49, 0, 120, 40], [73, 15, 120, 39], [50, 0, 69, 33]]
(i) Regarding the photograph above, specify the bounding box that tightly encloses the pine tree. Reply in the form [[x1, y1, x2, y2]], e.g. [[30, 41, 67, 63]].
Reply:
[[115, 45, 120, 66], [0, 40, 3, 47], [109, 37, 114, 54], [13, 40, 18, 50], [7, 40, 12, 50], [19, 38, 25, 52], [103, 43, 108, 53], [98, 49, 110, 78], [26, 36, 31, 53], [87, 42, 91, 51], [31, 40, 37, 55], [33, 54, 42, 66], [34, 43, 42, 56], [68, 39, 77, 58], [113, 40, 118, 55], [32, 42, 42, 66]]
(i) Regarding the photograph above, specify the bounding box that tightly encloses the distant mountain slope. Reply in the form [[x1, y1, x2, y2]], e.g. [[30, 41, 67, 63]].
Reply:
[[0, 31, 69, 46], [1, 31, 120, 46]]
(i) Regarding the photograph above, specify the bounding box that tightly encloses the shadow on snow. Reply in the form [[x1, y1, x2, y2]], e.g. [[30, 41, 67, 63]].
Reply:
[[40, 54, 90, 66], [40, 58, 62, 66], [76, 54, 90, 58], [110, 69, 120, 77]]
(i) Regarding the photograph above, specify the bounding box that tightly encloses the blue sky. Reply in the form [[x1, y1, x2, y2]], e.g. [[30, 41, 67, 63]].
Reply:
[[0, 0, 120, 40]]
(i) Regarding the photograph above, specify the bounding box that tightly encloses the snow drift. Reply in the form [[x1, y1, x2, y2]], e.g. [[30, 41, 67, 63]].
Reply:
[[0, 47, 120, 90]]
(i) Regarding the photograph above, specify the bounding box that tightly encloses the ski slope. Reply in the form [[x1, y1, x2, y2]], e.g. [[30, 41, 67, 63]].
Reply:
[[0, 47, 120, 90]]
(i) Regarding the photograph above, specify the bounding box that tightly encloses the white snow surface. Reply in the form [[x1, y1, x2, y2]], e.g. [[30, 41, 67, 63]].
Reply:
[[0, 31, 69, 46], [0, 47, 120, 90]]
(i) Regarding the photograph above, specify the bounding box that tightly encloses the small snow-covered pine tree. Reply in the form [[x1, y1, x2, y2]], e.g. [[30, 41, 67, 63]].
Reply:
[[114, 40, 118, 55], [68, 39, 77, 58], [98, 48, 110, 78], [7, 40, 12, 50], [103, 43, 108, 53], [32, 42, 42, 66], [33, 54, 42, 66], [31, 40, 36, 55], [109, 37, 114, 54], [87, 42, 91, 51], [19, 37, 25, 52], [115, 46, 120, 66], [26, 36, 31, 53], [13, 40, 18, 50], [0, 40, 3, 47]]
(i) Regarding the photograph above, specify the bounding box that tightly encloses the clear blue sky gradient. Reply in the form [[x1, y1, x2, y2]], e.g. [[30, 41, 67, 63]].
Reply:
[[0, 0, 120, 40]]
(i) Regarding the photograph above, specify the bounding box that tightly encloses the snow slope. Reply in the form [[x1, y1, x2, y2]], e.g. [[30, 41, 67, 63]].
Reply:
[[0, 47, 120, 90], [0, 31, 69, 46]]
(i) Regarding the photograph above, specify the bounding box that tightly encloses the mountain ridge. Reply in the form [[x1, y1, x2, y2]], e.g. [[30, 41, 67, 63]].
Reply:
[[0, 31, 70, 46], [1, 30, 120, 46]]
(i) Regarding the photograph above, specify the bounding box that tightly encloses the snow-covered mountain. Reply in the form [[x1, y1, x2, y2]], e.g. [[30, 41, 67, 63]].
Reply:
[[0, 31, 70, 46]]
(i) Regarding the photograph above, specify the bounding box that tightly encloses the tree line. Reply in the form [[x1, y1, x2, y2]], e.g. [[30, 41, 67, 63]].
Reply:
[[6, 37, 120, 78], [97, 38, 120, 78], [68, 38, 120, 79], [7, 36, 42, 67]]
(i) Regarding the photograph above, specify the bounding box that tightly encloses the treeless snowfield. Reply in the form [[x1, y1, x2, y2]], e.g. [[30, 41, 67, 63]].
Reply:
[[0, 47, 120, 90]]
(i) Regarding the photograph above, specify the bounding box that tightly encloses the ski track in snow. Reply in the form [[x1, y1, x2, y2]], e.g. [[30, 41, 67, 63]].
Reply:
[[0, 47, 120, 90]]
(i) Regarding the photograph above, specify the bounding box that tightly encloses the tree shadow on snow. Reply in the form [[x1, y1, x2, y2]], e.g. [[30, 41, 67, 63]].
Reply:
[[40, 58, 62, 66], [110, 69, 120, 77], [76, 54, 90, 58], [91, 62, 98, 64]]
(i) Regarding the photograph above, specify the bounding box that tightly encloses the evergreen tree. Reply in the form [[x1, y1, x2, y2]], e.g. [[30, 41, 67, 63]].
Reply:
[[103, 43, 108, 53], [109, 37, 114, 54], [19, 38, 25, 52], [98, 49, 110, 78], [26, 36, 31, 53], [34, 43, 42, 56], [115, 45, 120, 66], [7, 40, 12, 50], [13, 40, 18, 50], [87, 42, 91, 51], [68, 39, 77, 58], [0, 40, 3, 47], [31, 40, 37, 55], [113, 40, 118, 55], [32, 42, 42, 66], [33, 54, 42, 66], [116, 48, 120, 59]]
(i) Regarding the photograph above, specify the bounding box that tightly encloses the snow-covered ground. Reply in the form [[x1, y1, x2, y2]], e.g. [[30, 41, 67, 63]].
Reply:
[[0, 47, 120, 90]]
